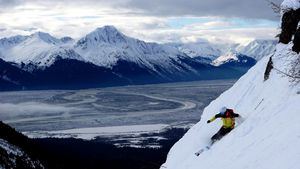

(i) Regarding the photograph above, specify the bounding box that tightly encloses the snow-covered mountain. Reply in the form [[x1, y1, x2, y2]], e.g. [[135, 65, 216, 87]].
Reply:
[[212, 52, 256, 67], [170, 40, 221, 61], [0, 35, 28, 49], [0, 32, 83, 68], [172, 39, 276, 63], [237, 39, 277, 61], [208, 40, 274, 67], [0, 26, 198, 74], [161, 2, 300, 168], [74, 26, 191, 74], [0, 26, 263, 90], [212, 52, 239, 66], [0, 27, 276, 70]]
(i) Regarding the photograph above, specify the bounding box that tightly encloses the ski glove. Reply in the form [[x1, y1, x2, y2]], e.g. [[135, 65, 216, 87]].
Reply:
[[207, 120, 211, 123]]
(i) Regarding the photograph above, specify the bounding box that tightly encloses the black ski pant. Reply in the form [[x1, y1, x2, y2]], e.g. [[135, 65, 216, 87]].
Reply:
[[211, 127, 232, 141]]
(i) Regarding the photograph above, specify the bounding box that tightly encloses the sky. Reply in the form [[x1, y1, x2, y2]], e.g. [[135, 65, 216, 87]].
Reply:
[[0, 0, 282, 44]]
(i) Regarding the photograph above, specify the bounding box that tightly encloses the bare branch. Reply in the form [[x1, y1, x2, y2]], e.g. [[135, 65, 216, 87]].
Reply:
[[266, 0, 281, 17]]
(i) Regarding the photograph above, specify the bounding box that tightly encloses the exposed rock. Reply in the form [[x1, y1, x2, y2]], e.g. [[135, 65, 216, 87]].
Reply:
[[279, 9, 300, 44], [292, 27, 300, 53]]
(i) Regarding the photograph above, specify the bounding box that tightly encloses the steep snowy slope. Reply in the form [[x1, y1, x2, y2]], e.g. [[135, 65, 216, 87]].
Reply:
[[161, 43, 300, 168]]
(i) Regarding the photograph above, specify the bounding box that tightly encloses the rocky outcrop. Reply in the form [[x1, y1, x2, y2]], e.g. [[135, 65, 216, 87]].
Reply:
[[292, 27, 300, 53], [279, 8, 300, 53]]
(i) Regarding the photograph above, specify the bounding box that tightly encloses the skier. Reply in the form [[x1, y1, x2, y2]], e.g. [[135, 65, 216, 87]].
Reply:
[[207, 107, 240, 143]]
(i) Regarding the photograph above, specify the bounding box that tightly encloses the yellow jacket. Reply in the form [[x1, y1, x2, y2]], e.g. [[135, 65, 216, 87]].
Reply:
[[208, 109, 239, 129]]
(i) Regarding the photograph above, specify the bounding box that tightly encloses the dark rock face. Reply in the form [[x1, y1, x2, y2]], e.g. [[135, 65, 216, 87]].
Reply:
[[264, 57, 274, 81], [279, 9, 300, 44], [279, 8, 300, 53], [293, 27, 300, 53]]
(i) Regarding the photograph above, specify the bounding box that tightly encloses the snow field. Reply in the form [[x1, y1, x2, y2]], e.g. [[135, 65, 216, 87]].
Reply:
[[162, 43, 300, 169]]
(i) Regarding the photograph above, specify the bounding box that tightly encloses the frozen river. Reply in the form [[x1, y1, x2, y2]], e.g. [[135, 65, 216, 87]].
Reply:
[[0, 80, 235, 135]]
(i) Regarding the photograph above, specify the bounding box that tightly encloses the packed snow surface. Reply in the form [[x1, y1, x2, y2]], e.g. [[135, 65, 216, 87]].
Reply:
[[161, 42, 300, 169], [281, 0, 300, 11]]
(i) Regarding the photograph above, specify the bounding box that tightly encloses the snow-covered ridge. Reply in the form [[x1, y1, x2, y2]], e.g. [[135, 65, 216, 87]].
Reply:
[[281, 0, 300, 11], [171, 40, 221, 60], [0, 26, 276, 70], [237, 39, 277, 61], [172, 39, 276, 64], [161, 38, 300, 169], [74, 25, 184, 69], [212, 52, 239, 66], [0, 35, 28, 49], [0, 26, 190, 72], [0, 31, 84, 67]]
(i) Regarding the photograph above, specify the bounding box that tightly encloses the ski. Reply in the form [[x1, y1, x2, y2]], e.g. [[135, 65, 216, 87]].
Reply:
[[195, 145, 211, 156]]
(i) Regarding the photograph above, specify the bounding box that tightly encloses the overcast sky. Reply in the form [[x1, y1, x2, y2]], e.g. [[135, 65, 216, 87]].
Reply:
[[0, 0, 282, 44]]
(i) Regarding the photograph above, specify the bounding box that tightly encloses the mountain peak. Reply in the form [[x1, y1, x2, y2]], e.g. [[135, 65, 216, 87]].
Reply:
[[30, 31, 59, 44], [79, 26, 127, 45], [96, 25, 119, 33]]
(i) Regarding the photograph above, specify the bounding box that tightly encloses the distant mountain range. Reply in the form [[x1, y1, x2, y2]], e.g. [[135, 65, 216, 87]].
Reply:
[[0, 26, 276, 90], [172, 39, 276, 61]]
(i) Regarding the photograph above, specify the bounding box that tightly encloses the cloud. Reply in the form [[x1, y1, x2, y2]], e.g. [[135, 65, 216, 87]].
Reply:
[[132, 26, 278, 44], [0, 0, 21, 7], [0, 0, 283, 19], [120, 0, 283, 20], [0, 0, 23, 12], [0, 0, 281, 44]]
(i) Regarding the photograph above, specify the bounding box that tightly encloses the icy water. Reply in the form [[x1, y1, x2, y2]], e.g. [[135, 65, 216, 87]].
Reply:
[[0, 80, 235, 134]]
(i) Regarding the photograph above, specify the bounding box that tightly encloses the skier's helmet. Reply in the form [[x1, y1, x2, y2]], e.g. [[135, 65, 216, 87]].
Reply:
[[220, 106, 227, 114]]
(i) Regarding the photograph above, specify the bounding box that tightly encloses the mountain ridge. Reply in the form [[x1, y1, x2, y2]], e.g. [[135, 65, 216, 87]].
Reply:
[[0, 26, 264, 90]]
